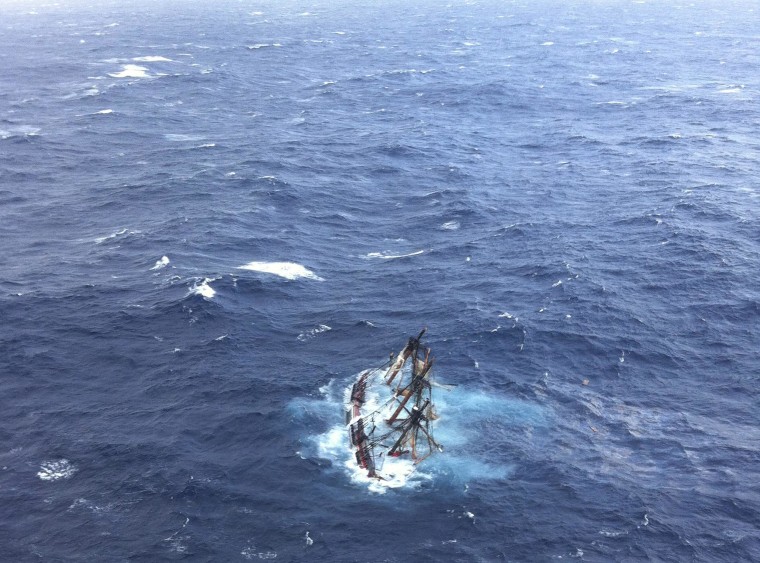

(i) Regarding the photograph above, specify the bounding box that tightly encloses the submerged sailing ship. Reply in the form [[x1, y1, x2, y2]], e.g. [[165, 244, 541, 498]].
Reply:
[[346, 329, 444, 481]]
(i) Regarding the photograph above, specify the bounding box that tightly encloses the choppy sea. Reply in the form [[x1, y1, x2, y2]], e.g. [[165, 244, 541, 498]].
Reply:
[[2, 0, 760, 560]]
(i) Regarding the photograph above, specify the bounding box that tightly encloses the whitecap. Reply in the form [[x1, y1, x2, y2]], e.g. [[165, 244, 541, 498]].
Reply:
[[297, 324, 332, 341], [441, 221, 460, 230], [95, 109, 113, 114], [599, 529, 628, 537], [541, 41, 554, 46], [0, 125, 41, 139], [132, 55, 172, 62], [150, 256, 170, 270], [366, 250, 424, 260], [37, 459, 76, 481], [552, 280, 563, 287], [190, 278, 216, 299], [238, 261, 324, 281], [241, 548, 277, 560], [165, 133, 206, 142], [109, 64, 150, 78], [95, 227, 138, 244]]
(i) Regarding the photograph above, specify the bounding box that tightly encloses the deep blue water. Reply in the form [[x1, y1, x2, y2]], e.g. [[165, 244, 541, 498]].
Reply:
[[2, 0, 760, 560]]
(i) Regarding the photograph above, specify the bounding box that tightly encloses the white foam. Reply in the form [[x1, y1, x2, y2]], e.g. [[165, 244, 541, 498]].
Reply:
[[0, 125, 41, 139], [311, 374, 433, 493], [164, 517, 190, 554], [190, 278, 216, 299], [316, 423, 422, 493], [150, 256, 170, 270], [441, 220, 460, 230], [95, 227, 139, 244], [37, 459, 76, 481], [109, 64, 150, 78], [299, 368, 544, 493], [238, 261, 324, 281], [599, 529, 628, 537], [241, 548, 277, 560], [552, 280, 563, 287], [165, 133, 206, 142], [541, 41, 554, 46], [133, 56, 172, 62], [248, 43, 281, 50], [297, 324, 332, 341], [366, 250, 424, 260], [95, 109, 113, 114]]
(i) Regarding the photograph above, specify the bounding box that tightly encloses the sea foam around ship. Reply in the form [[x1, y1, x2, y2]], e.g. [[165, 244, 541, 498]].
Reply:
[[292, 371, 546, 493]]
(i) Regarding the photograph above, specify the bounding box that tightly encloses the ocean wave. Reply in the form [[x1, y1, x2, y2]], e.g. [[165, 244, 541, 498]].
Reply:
[[297, 324, 332, 341], [38, 459, 77, 481], [109, 64, 150, 78], [133, 56, 173, 62], [365, 250, 425, 260], [238, 261, 324, 281], [150, 256, 170, 270], [189, 277, 217, 299], [0, 125, 41, 140], [94, 228, 141, 244]]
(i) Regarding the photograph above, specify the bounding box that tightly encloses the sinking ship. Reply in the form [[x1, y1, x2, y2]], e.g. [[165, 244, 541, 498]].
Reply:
[[346, 329, 444, 482]]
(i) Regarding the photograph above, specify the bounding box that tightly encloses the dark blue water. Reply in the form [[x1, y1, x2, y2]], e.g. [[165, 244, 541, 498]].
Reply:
[[2, 0, 760, 560]]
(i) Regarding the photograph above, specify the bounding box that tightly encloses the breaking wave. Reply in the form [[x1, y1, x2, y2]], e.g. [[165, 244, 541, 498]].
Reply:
[[238, 261, 324, 281]]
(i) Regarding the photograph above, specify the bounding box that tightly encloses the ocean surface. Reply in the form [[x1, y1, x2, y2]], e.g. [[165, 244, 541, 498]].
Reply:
[[2, 0, 759, 560]]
